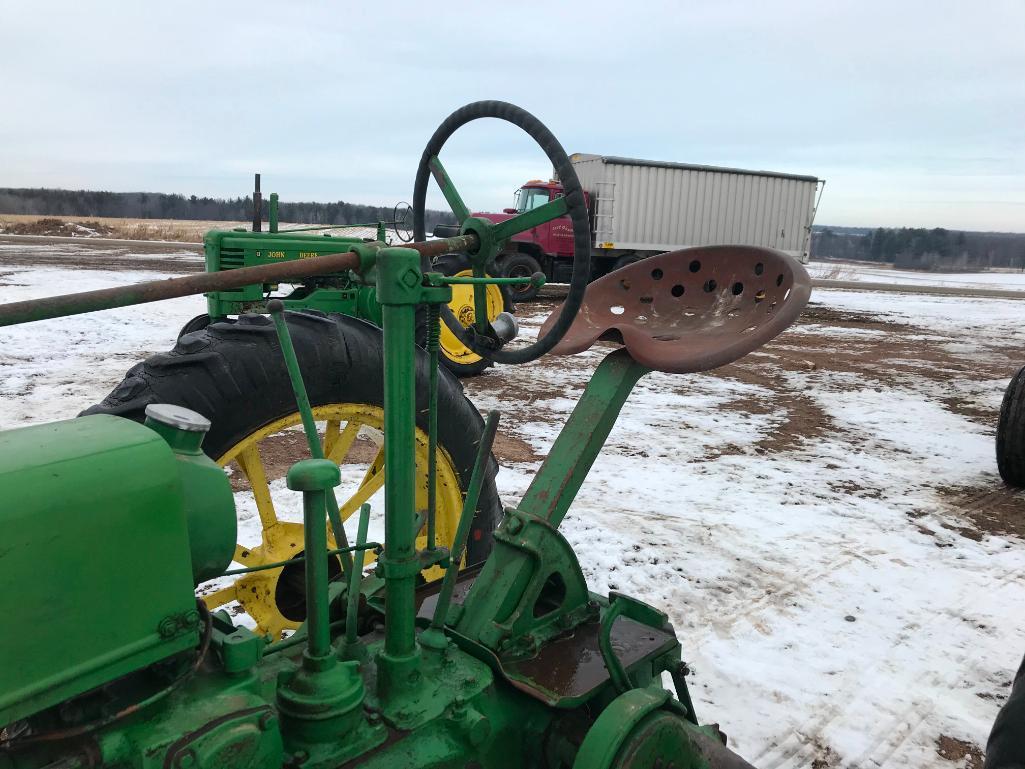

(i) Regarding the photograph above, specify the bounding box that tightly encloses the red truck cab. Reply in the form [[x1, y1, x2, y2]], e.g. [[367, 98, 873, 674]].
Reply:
[[473, 181, 589, 300]]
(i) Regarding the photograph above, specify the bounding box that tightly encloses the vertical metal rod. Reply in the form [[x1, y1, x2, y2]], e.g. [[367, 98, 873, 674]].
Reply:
[[253, 173, 262, 232], [425, 302, 440, 551], [381, 298, 418, 660], [430, 410, 500, 630], [472, 264, 489, 334], [269, 192, 279, 234], [302, 486, 331, 659], [345, 503, 372, 648], [268, 299, 354, 576]]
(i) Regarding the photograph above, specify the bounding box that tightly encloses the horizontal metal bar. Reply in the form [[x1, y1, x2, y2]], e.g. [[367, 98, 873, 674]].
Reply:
[[440, 275, 544, 286], [492, 196, 568, 241], [0, 233, 479, 327], [220, 543, 382, 576]]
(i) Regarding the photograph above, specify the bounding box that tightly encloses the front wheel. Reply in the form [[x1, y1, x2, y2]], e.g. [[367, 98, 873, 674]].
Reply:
[[83, 311, 503, 638]]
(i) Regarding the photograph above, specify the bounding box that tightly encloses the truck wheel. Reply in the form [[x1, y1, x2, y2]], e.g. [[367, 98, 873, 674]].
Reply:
[[997, 365, 1025, 486], [82, 311, 503, 638], [433, 253, 513, 377], [612, 253, 643, 272], [501, 252, 543, 302]]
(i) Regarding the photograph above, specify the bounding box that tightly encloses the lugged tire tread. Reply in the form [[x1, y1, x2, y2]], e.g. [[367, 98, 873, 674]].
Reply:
[[83, 311, 502, 563]]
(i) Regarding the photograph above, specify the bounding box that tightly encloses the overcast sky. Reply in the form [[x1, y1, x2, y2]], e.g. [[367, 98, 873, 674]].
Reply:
[[2, 1, 1022, 231]]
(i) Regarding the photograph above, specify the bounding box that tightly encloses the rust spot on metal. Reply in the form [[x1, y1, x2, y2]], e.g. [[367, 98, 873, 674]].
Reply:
[[539, 245, 811, 374]]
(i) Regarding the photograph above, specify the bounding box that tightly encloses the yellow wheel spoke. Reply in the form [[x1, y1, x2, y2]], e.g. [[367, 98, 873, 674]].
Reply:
[[322, 419, 340, 457], [326, 421, 361, 465], [339, 453, 385, 521], [236, 445, 278, 529], [212, 405, 465, 636], [201, 583, 237, 610]]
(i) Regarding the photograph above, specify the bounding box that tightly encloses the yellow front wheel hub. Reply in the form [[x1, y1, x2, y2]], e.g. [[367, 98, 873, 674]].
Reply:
[[199, 403, 464, 639], [440, 269, 507, 367]]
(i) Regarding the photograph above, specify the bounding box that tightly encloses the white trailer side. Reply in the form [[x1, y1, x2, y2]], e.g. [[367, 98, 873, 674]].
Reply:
[[569, 154, 822, 262]]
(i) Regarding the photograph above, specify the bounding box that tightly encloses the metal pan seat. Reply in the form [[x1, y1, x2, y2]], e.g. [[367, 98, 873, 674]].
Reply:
[[540, 245, 811, 374]]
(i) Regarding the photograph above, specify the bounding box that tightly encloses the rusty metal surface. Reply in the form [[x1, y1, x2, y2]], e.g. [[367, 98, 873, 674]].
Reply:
[[504, 616, 676, 704], [539, 245, 811, 374], [415, 564, 482, 619], [0, 234, 479, 328]]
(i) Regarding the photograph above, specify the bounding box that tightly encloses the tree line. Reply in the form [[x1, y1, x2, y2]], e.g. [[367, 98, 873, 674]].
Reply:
[[0, 187, 455, 231], [812, 226, 1025, 271]]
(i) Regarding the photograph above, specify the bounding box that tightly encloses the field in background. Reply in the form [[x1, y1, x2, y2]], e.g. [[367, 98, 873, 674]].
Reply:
[[0, 215, 392, 243], [0, 214, 238, 242]]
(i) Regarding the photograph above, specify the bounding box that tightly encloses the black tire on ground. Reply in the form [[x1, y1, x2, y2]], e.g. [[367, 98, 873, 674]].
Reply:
[[997, 365, 1025, 486], [432, 253, 514, 378], [82, 311, 503, 565], [612, 253, 643, 272], [178, 313, 213, 339], [501, 252, 543, 302]]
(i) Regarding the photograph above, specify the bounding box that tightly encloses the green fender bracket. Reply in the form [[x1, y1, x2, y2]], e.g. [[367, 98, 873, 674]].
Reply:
[[573, 687, 670, 769]]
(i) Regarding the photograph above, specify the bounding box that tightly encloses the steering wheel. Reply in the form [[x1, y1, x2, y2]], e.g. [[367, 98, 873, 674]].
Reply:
[[412, 101, 591, 365]]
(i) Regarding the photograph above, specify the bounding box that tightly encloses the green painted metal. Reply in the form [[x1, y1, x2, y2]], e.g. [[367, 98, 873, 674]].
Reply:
[[0, 415, 198, 726], [285, 459, 340, 659], [492, 195, 568, 241], [144, 412, 236, 585], [0, 105, 758, 769], [520, 349, 650, 526], [425, 301, 441, 552], [342, 503, 373, 660], [453, 349, 650, 658], [268, 299, 353, 575], [573, 687, 671, 769], [374, 246, 424, 701], [202, 229, 374, 320], [428, 155, 470, 223], [440, 273, 545, 286], [423, 410, 501, 647]]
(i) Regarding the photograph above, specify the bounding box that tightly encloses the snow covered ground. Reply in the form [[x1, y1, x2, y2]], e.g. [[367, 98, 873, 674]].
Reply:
[[808, 260, 1025, 292], [2, 246, 1024, 768]]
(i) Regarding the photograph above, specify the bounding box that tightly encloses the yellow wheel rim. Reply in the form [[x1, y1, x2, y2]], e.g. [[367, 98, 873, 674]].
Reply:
[[440, 269, 506, 366], [199, 403, 464, 639]]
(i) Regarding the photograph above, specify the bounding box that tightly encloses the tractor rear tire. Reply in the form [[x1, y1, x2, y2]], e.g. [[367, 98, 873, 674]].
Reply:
[[501, 253, 543, 302], [83, 311, 503, 566], [997, 365, 1025, 486]]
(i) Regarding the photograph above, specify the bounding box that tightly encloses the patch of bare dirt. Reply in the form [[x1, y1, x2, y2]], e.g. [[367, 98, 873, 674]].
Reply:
[[936, 734, 983, 769], [491, 432, 542, 463], [0, 238, 202, 274], [227, 429, 379, 492], [1, 217, 118, 237], [936, 484, 1025, 540], [810, 742, 841, 768]]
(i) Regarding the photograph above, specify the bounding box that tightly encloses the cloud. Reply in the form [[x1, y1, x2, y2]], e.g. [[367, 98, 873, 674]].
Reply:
[[2, 0, 1022, 230]]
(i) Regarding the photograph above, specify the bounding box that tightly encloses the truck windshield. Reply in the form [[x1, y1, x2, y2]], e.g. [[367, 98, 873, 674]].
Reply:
[[514, 187, 551, 213]]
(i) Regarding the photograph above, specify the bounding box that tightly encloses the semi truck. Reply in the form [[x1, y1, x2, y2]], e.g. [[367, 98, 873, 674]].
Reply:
[[473, 154, 823, 300]]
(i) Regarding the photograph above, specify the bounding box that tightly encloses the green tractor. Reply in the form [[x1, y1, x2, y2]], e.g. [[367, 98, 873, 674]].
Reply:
[[0, 101, 811, 768], [177, 191, 515, 379]]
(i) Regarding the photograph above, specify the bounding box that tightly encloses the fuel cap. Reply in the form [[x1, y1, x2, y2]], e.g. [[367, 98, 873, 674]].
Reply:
[[144, 403, 211, 433]]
